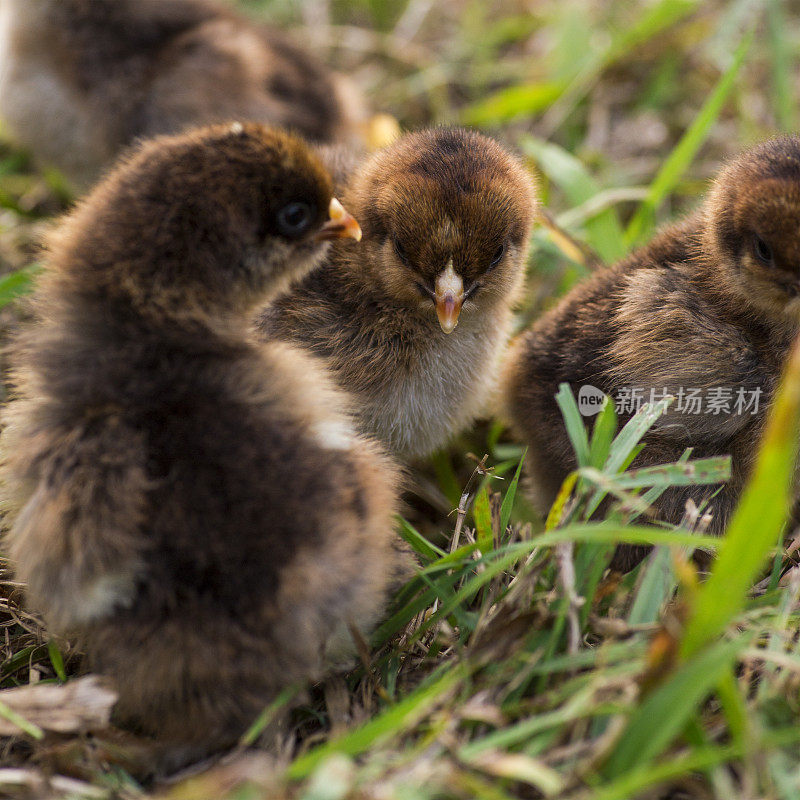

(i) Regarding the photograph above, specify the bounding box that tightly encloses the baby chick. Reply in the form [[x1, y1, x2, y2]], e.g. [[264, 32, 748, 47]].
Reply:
[[502, 137, 800, 570], [259, 127, 538, 460], [1, 123, 404, 761], [0, 0, 367, 188]]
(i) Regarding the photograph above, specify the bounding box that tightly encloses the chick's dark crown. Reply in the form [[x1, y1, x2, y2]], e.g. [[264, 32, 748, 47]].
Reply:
[[708, 136, 800, 277], [53, 123, 334, 304], [109, 122, 334, 246], [349, 127, 536, 286]]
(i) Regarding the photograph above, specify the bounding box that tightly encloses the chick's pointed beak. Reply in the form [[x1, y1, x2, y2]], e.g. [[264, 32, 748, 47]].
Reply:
[[316, 197, 362, 242], [434, 259, 464, 334]]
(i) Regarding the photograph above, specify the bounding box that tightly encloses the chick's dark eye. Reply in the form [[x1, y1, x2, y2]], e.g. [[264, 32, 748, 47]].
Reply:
[[394, 238, 410, 265], [490, 241, 507, 268], [277, 201, 314, 238], [753, 234, 774, 266]]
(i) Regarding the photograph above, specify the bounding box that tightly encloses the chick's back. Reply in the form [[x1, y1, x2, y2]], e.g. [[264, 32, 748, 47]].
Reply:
[[0, 123, 403, 756], [502, 214, 792, 569], [0, 0, 365, 188]]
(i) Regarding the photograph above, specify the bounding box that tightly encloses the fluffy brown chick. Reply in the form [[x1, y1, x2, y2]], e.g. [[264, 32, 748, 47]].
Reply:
[[501, 136, 800, 571], [0, 123, 405, 765], [0, 0, 367, 189], [258, 127, 538, 460]]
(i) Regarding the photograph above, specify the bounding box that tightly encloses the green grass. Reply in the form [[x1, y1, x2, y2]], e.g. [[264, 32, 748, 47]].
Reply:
[[1, 1, 800, 799]]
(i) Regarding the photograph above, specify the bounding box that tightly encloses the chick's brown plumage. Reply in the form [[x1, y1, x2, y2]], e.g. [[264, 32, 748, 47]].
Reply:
[[259, 127, 538, 459], [0, 123, 404, 762], [0, 0, 367, 188], [502, 136, 800, 570]]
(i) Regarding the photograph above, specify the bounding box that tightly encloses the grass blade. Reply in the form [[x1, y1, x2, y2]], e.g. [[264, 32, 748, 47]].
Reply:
[[542, 0, 700, 134], [624, 31, 752, 247], [588, 398, 618, 469], [499, 449, 526, 534], [397, 517, 446, 563], [766, 0, 797, 131], [604, 398, 673, 474], [680, 334, 800, 658], [521, 138, 626, 263], [602, 636, 746, 777], [240, 684, 301, 747], [286, 666, 463, 780], [0, 264, 41, 308], [461, 83, 565, 126], [595, 728, 800, 800], [591, 456, 731, 490], [585, 397, 673, 517], [0, 698, 45, 740], [555, 383, 590, 467], [47, 640, 67, 683], [627, 547, 675, 625], [473, 487, 494, 551]]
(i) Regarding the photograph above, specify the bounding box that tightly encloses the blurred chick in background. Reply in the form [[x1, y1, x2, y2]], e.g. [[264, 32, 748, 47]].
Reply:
[[259, 127, 538, 460], [501, 136, 800, 570], [0, 123, 406, 766], [0, 0, 369, 189]]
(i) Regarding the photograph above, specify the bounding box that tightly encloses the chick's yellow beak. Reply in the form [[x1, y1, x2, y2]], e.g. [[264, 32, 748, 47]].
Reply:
[[316, 197, 362, 242], [434, 259, 464, 334]]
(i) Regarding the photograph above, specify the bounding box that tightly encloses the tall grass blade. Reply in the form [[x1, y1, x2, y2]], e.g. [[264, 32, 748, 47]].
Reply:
[[604, 398, 673, 474], [766, 0, 797, 131], [499, 449, 526, 533], [555, 383, 590, 467], [542, 0, 700, 134], [521, 138, 625, 263], [473, 487, 494, 551], [627, 548, 674, 625], [397, 517, 446, 563], [602, 636, 746, 777], [624, 32, 752, 247], [588, 398, 618, 469], [680, 335, 800, 658]]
